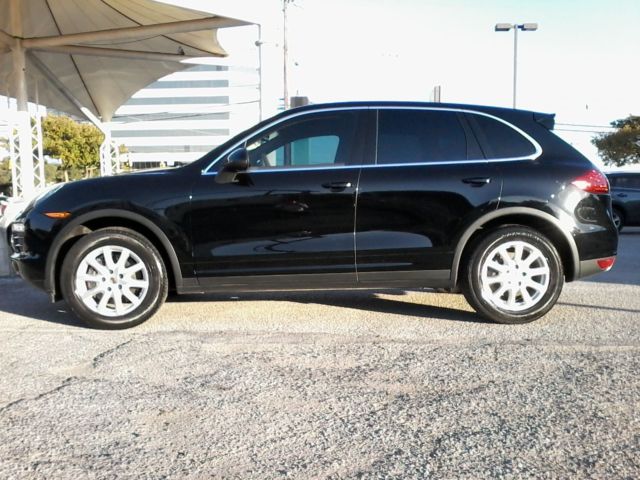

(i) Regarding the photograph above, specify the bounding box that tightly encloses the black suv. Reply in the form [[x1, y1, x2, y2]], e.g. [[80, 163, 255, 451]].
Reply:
[[8, 102, 618, 329], [606, 171, 640, 232]]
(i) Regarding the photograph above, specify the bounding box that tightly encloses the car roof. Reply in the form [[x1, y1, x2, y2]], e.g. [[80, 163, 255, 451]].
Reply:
[[286, 100, 548, 117]]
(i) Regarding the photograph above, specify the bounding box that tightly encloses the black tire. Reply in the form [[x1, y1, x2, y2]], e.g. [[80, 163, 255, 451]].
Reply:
[[60, 228, 168, 329], [461, 226, 564, 324], [612, 208, 624, 233]]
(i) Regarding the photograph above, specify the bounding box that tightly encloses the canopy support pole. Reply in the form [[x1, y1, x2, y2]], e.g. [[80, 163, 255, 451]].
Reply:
[[10, 0, 36, 198], [99, 125, 119, 176]]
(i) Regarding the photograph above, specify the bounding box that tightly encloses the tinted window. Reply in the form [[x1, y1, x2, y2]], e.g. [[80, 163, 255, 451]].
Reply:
[[246, 112, 358, 169], [377, 110, 467, 164], [469, 113, 537, 159], [613, 175, 640, 189]]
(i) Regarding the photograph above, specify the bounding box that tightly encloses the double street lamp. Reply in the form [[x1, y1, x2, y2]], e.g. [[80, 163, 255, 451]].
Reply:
[[495, 23, 538, 108]]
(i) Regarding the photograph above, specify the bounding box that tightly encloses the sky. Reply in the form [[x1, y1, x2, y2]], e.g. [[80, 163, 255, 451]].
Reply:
[[165, 0, 640, 168]]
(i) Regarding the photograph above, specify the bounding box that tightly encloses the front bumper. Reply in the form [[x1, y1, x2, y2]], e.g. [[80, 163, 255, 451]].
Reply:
[[8, 224, 47, 291]]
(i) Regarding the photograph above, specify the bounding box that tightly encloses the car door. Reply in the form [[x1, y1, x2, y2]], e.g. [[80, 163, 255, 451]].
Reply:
[[617, 175, 640, 224], [355, 108, 503, 286], [190, 109, 370, 288]]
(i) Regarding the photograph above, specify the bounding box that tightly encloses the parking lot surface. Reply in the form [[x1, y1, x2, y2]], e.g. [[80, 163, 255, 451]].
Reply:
[[1, 230, 639, 479]]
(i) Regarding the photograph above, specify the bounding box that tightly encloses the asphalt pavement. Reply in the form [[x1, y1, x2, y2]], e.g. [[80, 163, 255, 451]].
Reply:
[[1, 229, 639, 479]]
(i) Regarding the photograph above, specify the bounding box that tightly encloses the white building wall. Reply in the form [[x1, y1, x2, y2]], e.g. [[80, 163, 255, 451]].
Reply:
[[110, 62, 260, 168]]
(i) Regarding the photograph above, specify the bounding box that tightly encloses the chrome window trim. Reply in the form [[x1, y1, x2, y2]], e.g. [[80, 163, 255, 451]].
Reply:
[[202, 105, 542, 175]]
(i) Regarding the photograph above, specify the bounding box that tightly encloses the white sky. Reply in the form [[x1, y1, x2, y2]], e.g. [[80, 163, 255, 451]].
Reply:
[[166, 0, 640, 167]]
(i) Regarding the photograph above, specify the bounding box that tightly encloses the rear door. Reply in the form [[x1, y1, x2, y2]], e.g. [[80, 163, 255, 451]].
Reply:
[[354, 108, 502, 286]]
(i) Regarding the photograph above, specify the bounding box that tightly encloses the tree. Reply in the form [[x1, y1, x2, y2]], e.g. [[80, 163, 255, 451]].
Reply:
[[42, 115, 104, 181], [592, 116, 640, 167]]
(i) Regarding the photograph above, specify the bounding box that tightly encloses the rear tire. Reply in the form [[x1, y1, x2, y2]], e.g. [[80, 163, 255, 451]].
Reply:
[[461, 226, 564, 324], [60, 228, 168, 329]]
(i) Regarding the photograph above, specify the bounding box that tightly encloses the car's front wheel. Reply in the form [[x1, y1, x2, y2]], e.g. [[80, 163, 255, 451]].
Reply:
[[461, 226, 564, 324], [60, 228, 168, 329]]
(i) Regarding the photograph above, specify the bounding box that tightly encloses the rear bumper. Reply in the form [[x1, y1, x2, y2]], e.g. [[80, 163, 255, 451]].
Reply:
[[577, 256, 616, 280]]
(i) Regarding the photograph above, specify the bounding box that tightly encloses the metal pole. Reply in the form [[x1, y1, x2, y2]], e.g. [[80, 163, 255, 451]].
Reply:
[[31, 44, 203, 62], [23, 16, 247, 49], [282, 0, 290, 110], [10, 0, 35, 198], [257, 24, 263, 121], [513, 26, 518, 108]]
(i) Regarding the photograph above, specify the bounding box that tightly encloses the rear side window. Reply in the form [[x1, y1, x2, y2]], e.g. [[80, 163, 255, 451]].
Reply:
[[376, 109, 467, 164], [468, 113, 537, 159]]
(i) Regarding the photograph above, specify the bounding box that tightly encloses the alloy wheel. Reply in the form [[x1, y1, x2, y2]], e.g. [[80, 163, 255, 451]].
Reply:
[[479, 240, 550, 312], [74, 245, 150, 317]]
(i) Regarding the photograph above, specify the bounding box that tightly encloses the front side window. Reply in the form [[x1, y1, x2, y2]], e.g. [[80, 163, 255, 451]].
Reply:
[[245, 112, 358, 169], [376, 109, 467, 164]]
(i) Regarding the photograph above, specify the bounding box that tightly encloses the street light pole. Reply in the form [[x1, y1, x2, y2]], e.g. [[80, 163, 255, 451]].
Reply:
[[495, 23, 538, 108], [512, 25, 518, 108]]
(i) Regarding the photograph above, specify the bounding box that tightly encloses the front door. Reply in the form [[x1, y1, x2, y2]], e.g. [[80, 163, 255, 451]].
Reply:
[[190, 109, 369, 288]]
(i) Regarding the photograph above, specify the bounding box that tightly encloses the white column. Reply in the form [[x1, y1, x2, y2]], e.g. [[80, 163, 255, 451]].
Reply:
[[10, 0, 36, 198], [100, 125, 114, 176]]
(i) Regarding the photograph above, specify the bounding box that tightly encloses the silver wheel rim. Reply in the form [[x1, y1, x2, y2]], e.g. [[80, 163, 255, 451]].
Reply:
[[612, 211, 621, 230], [74, 245, 150, 318], [480, 240, 550, 312]]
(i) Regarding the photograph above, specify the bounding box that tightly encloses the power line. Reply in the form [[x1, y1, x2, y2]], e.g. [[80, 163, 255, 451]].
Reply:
[[556, 122, 616, 129], [555, 128, 611, 134]]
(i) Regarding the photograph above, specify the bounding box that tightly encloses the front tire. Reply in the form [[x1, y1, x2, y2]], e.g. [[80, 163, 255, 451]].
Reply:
[[461, 226, 564, 324], [60, 228, 168, 329]]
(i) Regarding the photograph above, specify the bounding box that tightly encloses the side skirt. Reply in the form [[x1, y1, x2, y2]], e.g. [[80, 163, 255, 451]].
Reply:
[[182, 270, 452, 294]]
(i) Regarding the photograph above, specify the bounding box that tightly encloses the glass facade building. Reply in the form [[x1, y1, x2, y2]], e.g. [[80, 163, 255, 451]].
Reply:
[[110, 62, 260, 168]]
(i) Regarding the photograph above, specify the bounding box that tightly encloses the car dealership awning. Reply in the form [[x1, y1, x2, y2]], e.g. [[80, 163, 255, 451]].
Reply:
[[0, 0, 251, 196]]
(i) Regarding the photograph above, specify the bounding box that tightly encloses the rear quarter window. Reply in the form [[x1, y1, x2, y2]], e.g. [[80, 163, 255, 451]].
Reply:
[[467, 113, 538, 159]]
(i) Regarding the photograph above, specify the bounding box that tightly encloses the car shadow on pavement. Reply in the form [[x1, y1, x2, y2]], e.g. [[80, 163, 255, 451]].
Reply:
[[168, 289, 491, 324], [0, 279, 85, 328]]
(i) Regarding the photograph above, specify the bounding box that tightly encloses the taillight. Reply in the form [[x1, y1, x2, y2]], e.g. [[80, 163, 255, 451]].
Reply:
[[597, 257, 615, 271], [571, 169, 609, 194]]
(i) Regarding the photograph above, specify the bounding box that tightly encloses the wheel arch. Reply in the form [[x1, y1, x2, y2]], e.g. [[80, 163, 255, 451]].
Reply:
[[45, 209, 185, 301], [451, 207, 580, 286]]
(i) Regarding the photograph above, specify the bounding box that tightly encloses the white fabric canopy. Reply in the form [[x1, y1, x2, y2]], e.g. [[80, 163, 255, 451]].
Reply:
[[0, 0, 250, 120]]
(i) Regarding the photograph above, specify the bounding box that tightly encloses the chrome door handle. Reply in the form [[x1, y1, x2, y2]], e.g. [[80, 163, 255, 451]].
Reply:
[[322, 181, 353, 191], [462, 177, 491, 186]]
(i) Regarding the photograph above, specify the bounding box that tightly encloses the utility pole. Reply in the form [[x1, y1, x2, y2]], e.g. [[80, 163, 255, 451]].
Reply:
[[282, 0, 290, 110]]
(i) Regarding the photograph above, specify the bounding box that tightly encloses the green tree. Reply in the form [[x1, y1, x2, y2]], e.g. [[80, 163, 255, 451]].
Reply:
[[42, 115, 104, 181], [592, 116, 640, 167]]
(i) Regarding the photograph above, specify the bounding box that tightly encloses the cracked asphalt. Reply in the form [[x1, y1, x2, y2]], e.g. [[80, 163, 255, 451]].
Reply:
[[1, 229, 639, 479]]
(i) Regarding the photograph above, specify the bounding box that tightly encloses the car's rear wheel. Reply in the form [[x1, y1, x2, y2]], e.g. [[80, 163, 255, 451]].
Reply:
[[60, 228, 168, 329], [461, 226, 564, 324], [612, 208, 624, 232]]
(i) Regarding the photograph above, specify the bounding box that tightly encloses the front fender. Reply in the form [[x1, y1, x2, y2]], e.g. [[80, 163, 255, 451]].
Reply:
[[44, 209, 186, 300]]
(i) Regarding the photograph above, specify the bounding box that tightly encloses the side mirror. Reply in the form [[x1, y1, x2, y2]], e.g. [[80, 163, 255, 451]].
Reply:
[[216, 148, 249, 184], [224, 148, 249, 172]]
